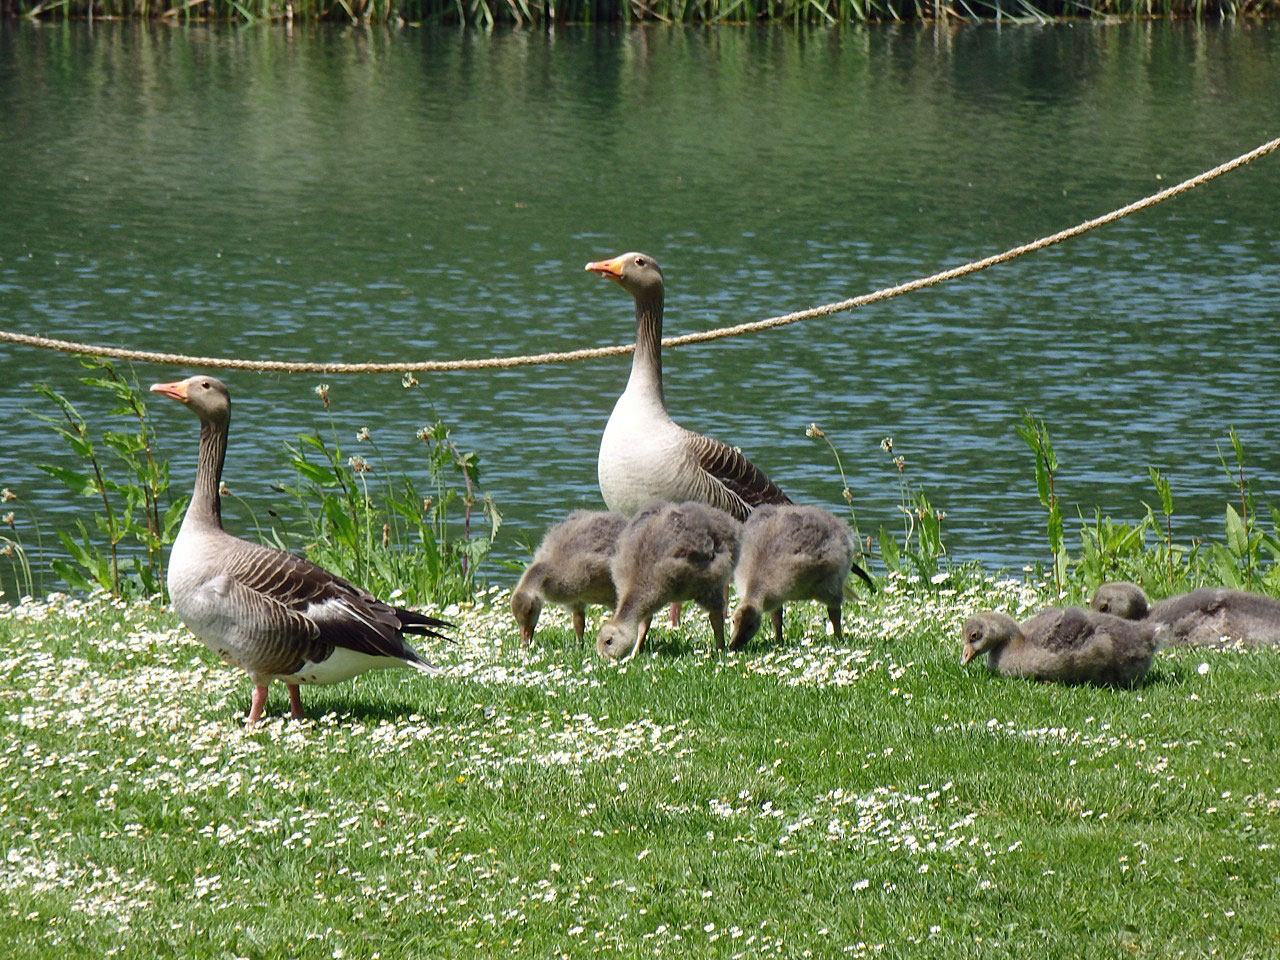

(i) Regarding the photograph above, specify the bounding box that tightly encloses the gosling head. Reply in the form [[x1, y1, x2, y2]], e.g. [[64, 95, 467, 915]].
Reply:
[[510, 588, 543, 647], [729, 604, 763, 651], [960, 612, 1022, 666], [596, 620, 639, 662], [1090, 582, 1149, 620], [584, 252, 665, 303]]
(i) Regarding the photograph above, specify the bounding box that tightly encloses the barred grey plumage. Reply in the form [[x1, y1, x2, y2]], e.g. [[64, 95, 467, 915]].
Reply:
[[153, 375, 450, 727]]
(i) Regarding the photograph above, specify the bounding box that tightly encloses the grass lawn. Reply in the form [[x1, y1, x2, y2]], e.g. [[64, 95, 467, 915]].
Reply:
[[2, 571, 1278, 958]]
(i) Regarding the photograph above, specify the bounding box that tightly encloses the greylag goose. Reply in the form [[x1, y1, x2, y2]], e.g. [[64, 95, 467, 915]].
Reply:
[[960, 607, 1162, 687], [152, 375, 450, 727], [596, 500, 741, 662], [1091, 581, 1280, 647], [585, 251, 874, 615], [586, 252, 791, 520], [730, 504, 855, 650], [512, 509, 627, 646]]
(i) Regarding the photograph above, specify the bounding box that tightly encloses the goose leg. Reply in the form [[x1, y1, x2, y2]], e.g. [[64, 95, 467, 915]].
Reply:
[[572, 607, 586, 644], [668, 601, 682, 627], [709, 605, 726, 654], [287, 683, 305, 721], [828, 604, 843, 644], [247, 684, 270, 728], [771, 607, 785, 643]]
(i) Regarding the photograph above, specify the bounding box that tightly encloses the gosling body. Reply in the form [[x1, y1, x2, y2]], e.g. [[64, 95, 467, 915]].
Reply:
[[596, 501, 741, 661], [512, 510, 627, 646], [961, 607, 1161, 687], [1092, 581, 1280, 648], [730, 504, 857, 649]]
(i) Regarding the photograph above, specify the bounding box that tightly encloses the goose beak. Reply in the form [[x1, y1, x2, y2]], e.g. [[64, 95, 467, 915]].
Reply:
[[585, 256, 626, 282], [960, 643, 977, 666], [150, 379, 191, 403]]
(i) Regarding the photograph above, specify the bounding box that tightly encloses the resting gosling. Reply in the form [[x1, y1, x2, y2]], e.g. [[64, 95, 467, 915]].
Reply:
[[596, 501, 741, 662], [512, 510, 627, 646], [1092, 581, 1280, 647], [960, 607, 1162, 687], [730, 504, 859, 649]]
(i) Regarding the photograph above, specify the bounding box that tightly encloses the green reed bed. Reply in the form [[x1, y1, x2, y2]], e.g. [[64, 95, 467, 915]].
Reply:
[[4, 0, 1278, 24], [2, 571, 1279, 958]]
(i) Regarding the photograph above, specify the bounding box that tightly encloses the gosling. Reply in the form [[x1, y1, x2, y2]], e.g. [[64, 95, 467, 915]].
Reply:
[[596, 501, 741, 662], [511, 510, 627, 646], [1092, 581, 1280, 648], [730, 504, 859, 650], [960, 607, 1162, 687]]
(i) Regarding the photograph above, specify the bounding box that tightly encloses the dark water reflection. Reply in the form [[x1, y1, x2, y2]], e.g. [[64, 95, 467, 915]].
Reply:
[[1, 20, 1277, 590]]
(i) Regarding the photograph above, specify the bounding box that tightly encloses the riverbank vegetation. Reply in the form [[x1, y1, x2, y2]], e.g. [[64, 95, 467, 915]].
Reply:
[[3, 0, 1279, 25]]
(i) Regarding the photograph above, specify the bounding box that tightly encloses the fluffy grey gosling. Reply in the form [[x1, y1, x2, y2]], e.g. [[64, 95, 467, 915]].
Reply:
[[153, 375, 450, 727], [1092, 581, 1280, 648], [596, 501, 741, 662], [960, 607, 1162, 687], [511, 510, 627, 646], [730, 504, 859, 650]]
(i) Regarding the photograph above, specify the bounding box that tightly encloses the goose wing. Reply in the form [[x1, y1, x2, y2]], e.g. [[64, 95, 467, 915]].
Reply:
[[683, 429, 791, 521], [219, 541, 449, 670], [1023, 606, 1097, 652]]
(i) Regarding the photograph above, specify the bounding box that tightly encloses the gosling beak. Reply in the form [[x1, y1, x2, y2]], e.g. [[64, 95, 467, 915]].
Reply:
[[149, 379, 191, 403], [960, 643, 977, 666], [585, 255, 626, 282]]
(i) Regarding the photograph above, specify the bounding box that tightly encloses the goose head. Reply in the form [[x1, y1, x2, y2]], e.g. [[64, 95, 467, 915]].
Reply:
[[150, 375, 231, 426], [510, 588, 543, 646], [730, 604, 763, 650], [1090, 582, 1149, 620], [596, 620, 638, 662], [585, 252, 665, 302], [960, 612, 1020, 666]]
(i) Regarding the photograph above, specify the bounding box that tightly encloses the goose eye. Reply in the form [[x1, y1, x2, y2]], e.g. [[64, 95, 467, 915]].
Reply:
[[634, 257, 646, 267], [201, 380, 211, 389]]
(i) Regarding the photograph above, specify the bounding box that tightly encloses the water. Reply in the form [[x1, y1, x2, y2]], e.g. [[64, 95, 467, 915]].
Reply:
[[1, 20, 1278, 593]]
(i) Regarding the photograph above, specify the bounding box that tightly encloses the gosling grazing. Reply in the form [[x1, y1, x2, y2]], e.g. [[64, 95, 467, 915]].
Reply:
[[596, 501, 741, 662], [730, 504, 858, 650], [960, 607, 1162, 687], [1092, 581, 1280, 648], [511, 510, 627, 646]]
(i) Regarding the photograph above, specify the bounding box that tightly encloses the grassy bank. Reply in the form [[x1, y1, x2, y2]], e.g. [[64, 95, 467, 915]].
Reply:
[[4, 0, 1279, 24], [3, 571, 1279, 957]]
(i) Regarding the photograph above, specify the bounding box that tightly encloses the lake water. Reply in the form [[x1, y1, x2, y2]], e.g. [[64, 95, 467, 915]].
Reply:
[[1, 20, 1278, 593]]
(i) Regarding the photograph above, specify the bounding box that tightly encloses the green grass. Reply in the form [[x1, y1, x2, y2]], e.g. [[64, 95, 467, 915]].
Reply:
[[3, 570, 1279, 957]]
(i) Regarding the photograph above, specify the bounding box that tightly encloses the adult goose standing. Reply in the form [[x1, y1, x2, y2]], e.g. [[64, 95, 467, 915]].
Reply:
[[586, 251, 793, 521], [585, 251, 873, 600], [152, 375, 450, 727]]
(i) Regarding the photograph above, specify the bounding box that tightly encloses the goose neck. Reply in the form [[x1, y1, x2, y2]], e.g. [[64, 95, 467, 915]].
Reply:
[[187, 418, 227, 529], [627, 297, 665, 402]]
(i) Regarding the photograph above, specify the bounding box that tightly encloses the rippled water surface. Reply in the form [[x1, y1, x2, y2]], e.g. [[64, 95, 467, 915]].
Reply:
[[1, 20, 1278, 587]]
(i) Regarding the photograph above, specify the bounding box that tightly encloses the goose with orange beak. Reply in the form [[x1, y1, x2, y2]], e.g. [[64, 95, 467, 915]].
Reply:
[[152, 374, 450, 727]]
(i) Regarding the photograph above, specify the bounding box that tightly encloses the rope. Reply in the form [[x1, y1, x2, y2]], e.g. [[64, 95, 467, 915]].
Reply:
[[3, 135, 1277, 376]]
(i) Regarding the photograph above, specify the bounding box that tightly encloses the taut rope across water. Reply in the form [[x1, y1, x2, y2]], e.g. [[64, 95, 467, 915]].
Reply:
[[3, 135, 1277, 376]]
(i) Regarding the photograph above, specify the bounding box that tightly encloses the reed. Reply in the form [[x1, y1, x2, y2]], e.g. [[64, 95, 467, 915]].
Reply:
[[4, 0, 1278, 22]]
